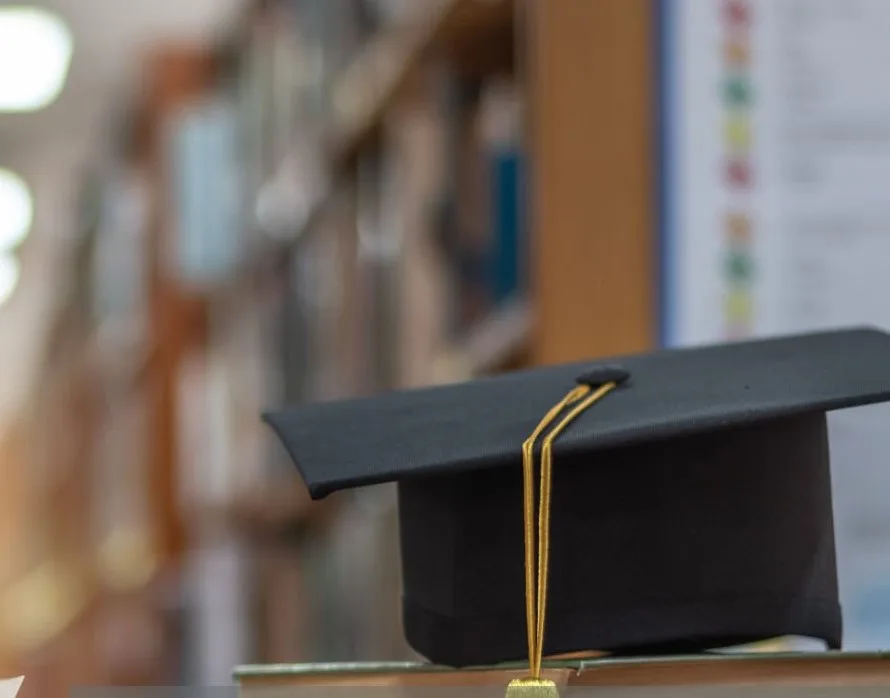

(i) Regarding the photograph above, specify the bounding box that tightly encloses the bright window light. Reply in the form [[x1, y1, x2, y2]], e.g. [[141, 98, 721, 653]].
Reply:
[[0, 169, 33, 251], [0, 7, 73, 112], [0, 254, 20, 307]]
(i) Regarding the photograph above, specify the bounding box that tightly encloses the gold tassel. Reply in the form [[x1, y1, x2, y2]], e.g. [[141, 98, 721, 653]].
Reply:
[[508, 380, 618, 697], [506, 677, 561, 698]]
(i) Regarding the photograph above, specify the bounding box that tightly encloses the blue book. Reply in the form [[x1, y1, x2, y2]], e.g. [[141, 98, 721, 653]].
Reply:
[[489, 145, 525, 305]]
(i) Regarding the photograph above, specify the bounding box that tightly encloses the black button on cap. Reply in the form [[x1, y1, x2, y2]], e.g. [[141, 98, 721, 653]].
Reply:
[[575, 366, 631, 388]]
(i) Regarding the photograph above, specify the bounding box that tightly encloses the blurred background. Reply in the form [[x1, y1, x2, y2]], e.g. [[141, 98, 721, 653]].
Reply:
[[1, 0, 890, 694]]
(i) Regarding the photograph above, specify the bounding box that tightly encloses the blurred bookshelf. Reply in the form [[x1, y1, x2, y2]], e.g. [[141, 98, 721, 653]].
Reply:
[[0, 0, 657, 693]]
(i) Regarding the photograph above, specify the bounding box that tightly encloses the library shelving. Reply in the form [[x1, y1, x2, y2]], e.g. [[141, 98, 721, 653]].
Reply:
[[0, 0, 657, 690]]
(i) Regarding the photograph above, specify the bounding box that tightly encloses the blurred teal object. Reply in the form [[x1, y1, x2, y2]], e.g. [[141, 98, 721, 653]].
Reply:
[[489, 146, 525, 304], [169, 98, 245, 289]]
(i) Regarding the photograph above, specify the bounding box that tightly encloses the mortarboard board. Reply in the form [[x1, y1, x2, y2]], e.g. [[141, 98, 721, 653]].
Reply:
[[264, 328, 890, 669]]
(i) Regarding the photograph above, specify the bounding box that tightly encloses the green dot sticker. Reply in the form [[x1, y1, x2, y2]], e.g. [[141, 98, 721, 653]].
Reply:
[[726, 250, 755, 282], [724, 76, 753, 107]]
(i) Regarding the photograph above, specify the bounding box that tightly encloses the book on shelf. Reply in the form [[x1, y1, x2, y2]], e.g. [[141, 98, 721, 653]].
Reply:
[[386, 81, 450, 389], [248, 488, 409, 666], [480, 78, 525, 307], [165, 96, 245, 291], [433, 71, 527, 342]]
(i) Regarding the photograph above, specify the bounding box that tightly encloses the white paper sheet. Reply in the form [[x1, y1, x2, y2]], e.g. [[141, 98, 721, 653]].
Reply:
[[663, 0, 890, 648], [0, 677, 23, 698]]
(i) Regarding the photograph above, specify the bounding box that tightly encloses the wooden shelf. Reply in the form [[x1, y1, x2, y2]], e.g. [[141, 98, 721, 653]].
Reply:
[[434, 298, 531, 380], [227, 0, 514, 275], [329, 0, 514, 170]]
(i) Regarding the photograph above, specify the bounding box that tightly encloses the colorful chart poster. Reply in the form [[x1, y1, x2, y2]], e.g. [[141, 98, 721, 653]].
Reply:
[[661, 0, 890, 649]]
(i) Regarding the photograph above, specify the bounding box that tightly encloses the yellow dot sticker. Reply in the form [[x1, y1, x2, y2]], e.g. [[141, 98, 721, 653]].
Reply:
[[725, 289, 754, 322], [724, 116, 753, 151]]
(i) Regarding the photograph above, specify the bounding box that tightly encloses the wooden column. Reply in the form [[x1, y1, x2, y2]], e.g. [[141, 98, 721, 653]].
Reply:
[[527, 0, 656, 365]]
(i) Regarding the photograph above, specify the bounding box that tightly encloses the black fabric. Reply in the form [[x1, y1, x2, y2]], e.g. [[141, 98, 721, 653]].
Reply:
[[575, 366, 631, 388], [264, 328, 890, 499], [402, 595, 841, 667], [398, 414, 840, 666]]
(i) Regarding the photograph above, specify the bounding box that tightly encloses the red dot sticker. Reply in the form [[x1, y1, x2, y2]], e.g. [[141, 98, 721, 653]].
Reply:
[[724, 0, 751, 28], [727, 159, 753, 187]]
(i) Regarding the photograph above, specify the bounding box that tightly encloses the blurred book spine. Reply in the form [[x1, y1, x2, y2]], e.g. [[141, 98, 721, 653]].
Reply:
[[165, 97, 245, 291], [482, 79, 526, 306], [435, 72, 527, 341], [169, 0, 524, 669]]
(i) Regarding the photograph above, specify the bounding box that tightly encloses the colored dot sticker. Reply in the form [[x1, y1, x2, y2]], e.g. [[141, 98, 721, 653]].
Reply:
[[726, 213, 752, 242], [724, 76, 753, 106], [724, 115, 753, 151], [724, 0, 751, 28], [725, 321, 753, 341], [726, 159, 753, 187], [724, 39, 750, 68], [726, 250, 755, 282], [725, 289, 754, 322]]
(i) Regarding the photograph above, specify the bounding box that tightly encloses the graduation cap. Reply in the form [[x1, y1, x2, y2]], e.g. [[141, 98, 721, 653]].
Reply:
[[264, 328, 890, 669]]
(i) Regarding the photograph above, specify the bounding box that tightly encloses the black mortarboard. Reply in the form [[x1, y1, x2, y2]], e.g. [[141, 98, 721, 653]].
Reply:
[[264, 328, 890, 667]]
